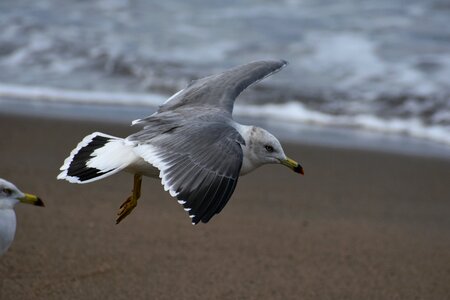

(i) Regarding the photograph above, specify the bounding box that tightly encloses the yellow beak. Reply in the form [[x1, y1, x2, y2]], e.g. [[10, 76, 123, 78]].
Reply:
[[280, 157, 304, 175], [18, 193, 45, 207]]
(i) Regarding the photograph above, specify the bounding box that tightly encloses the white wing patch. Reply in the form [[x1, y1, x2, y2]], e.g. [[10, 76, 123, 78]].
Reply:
[[133, 144, 180, 198]]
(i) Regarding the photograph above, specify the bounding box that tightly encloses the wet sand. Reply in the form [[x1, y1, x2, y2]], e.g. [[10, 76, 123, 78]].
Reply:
[[0, 114, 449, 299]]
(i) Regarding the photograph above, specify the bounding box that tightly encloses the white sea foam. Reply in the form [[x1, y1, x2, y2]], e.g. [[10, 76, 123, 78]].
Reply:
[[1, 84, 449, 147], [235, 102, 450, 146], [0, 84, 166, 106], [0, 0, 449, 134], [297, 32, 447, 100]]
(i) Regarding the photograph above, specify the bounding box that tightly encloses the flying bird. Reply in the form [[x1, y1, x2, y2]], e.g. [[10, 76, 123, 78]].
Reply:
[[0, 178, 44, 256], [57, 60, 304, 225]]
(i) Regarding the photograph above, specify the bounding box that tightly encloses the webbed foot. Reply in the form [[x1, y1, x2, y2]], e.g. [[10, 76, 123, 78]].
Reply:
[[116, 195, 137, 224], [115, 174, 142, 224]]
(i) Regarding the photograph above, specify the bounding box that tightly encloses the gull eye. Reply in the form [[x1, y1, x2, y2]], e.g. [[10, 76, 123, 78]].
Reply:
[[2, 188, 12, 196], [264, 145, 274, 153]]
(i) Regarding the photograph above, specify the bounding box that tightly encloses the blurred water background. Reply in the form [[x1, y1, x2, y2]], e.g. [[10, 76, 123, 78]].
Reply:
[[0, 0, 449, 150]]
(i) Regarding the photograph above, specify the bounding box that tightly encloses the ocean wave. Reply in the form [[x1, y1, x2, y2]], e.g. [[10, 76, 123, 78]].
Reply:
[[1, 0, 449, 149], [235, 102, 450, 146], [0, 83, 166, 106], [1, 0, 449, 135], [1, 84, 449, 147]]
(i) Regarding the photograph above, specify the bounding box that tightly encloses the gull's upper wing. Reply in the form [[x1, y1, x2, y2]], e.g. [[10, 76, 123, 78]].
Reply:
[[128, 117, 245, 224], [157, 59, 287, 115]]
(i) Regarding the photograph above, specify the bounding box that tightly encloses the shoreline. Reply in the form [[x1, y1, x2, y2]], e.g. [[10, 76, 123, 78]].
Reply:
[[1, 97, 449, 161], [0, 114, 449, 299]]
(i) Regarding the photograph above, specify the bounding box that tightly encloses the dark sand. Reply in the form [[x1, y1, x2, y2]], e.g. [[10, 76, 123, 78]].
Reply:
[[0, 114, 449, 300]]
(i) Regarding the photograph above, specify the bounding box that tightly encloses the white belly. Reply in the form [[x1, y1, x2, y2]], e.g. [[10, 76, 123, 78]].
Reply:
[[124, 157, 160, 178], [0, 209, 16, 256]]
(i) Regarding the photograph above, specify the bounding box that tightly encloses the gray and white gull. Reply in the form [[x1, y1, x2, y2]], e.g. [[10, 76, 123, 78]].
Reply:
[[57, 60, 304, 225], [0, 178, 44, 256]]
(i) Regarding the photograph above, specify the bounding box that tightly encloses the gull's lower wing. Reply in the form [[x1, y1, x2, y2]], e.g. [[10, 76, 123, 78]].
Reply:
[[131, 121, 245, 224]]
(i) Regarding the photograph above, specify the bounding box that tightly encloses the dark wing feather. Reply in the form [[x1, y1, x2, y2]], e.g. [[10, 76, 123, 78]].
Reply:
[[132, 121, 244, 224]]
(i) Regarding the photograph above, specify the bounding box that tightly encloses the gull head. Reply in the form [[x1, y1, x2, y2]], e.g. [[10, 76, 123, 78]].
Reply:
[[240, 126, 304, 175], [0, 179, 44, 210]]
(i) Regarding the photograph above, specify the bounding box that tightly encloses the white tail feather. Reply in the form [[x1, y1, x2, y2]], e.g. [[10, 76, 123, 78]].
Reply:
[[57, 132, 137, 184]]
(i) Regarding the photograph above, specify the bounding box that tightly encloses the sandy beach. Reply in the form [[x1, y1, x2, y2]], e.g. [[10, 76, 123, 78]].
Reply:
[[0, 113, 449, 300]]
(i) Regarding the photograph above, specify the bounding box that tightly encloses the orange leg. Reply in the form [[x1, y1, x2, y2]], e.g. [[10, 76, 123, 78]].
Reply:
[[116, 174, 142, 224]]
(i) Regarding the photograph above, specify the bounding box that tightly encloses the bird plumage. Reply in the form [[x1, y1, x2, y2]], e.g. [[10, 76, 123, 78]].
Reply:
[[57, 60, 303, 224], [0, 178, 44, 256]]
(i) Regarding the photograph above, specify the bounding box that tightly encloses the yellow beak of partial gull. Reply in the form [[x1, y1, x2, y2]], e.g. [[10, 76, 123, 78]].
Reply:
[[280, 157, 304, 175], [18, 193, 45, 207]]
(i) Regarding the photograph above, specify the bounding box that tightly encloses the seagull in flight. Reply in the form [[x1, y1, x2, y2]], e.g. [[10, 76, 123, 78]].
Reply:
[[57, 60, 304, 225]]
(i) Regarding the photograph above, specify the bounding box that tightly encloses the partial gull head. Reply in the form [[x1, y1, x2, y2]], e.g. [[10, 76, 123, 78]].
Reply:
[[57, 59, 304, 225], [0, 178, 44, 256], [238, 125, 304, 175]]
